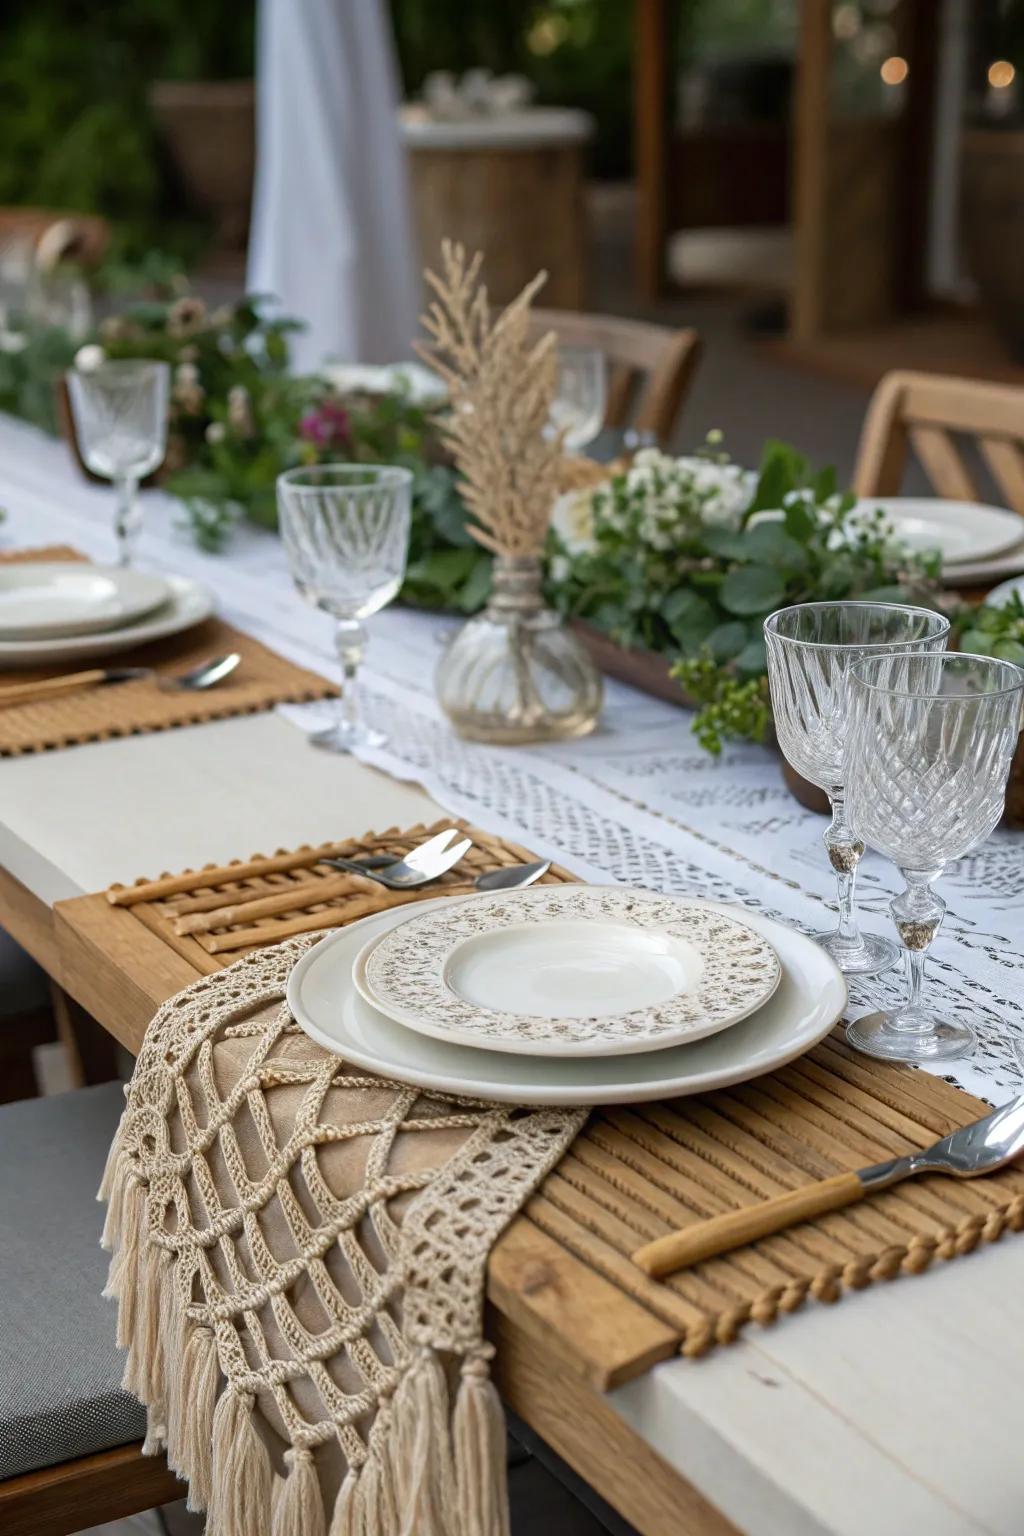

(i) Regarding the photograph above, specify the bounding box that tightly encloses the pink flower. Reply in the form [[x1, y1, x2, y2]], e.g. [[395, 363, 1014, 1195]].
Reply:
[[298, 399, 351, 450]]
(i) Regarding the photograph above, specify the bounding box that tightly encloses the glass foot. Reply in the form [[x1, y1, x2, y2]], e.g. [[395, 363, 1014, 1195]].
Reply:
[[813, 928, 900, 977], [846, 1009, 975, 1063], [309, 720, 386, 753]]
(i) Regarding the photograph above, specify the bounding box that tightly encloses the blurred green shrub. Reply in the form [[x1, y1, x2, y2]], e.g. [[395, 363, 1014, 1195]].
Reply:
[[0, 2, 253, 256]]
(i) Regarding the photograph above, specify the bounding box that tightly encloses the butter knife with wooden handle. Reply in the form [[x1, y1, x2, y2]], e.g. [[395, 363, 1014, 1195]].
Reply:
[[633, 1093, 1024, 1279]]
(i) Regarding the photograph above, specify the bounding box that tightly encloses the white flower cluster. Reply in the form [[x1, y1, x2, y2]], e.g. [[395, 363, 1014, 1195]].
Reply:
[[550, 446, 756, 563]]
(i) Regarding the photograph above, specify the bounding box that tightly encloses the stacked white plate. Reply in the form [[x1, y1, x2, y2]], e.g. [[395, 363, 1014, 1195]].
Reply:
[[0, 561, 214, 667], [287, 885, 848, 1106]]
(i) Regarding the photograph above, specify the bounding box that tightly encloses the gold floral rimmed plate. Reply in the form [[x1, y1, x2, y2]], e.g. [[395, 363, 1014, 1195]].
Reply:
[[353, 886, 782, 1058]]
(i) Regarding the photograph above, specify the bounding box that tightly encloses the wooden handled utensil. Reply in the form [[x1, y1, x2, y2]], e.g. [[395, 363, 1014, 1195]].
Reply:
[[633, 1092, 1024, 1279], [0, 653, 240, 709], [0, 667, 120, 706]]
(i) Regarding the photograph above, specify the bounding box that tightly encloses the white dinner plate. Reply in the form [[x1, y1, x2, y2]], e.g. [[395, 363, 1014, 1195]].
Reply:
[[985, 572, 1024, 609], [852, 497, 1023, 564], [0, 562, 170, 640], [287, 898, 847, 1106], [0, 574, 214, 667], [354, 886, 781, 1057]]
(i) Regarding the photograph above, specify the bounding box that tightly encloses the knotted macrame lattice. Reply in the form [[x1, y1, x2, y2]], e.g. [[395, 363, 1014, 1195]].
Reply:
[[99, 939, 584, 1535]]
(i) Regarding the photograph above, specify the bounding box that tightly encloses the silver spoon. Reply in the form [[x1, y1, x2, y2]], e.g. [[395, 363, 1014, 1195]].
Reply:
[[634, 1092, 1024, 1278], [473, 859, 551, 891], [115, 652, 242, 692]]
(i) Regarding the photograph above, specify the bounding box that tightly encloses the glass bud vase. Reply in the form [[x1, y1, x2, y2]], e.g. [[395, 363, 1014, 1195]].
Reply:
[[436, 555, 603, 744]]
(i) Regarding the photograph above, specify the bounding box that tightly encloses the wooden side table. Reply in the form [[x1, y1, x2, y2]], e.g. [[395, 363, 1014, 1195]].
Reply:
[[400, 107, 594, 308]]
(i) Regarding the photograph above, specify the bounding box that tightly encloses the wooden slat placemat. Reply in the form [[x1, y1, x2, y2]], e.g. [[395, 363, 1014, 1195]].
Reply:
[[92, 818, 1024, 1380], [0, 546, 337, 755]]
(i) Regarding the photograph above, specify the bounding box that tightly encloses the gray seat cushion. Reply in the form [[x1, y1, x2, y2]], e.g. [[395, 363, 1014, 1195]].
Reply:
[[0, 1082, 147, 1479]]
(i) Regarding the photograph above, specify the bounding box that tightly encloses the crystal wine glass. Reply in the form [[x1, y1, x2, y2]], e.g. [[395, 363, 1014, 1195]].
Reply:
[[845, 651, 1024, 1061], [764, 601, 950, 976], [276, 464, 412, 752], [66, 359, 170, 567], [550, 346, 606, 453]]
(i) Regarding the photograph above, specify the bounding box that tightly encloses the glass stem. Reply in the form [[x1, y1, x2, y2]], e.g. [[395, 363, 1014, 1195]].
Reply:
[[114, 475, 141, 567], [890, 871, 945, 1029], [824, 792, 865, 948], [334, 618, 367, 737]]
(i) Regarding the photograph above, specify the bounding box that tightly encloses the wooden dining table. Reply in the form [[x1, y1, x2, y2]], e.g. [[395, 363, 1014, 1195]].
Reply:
[[2, 396, 1023, 1534], [3, 703, 1023, 1536]]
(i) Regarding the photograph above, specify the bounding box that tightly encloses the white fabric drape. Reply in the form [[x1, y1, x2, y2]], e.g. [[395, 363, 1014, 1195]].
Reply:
[[247, 0, 421, 371]]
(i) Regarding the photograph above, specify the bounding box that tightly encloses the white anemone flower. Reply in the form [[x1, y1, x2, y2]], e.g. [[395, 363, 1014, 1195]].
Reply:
[[550, 486, 599, 555]]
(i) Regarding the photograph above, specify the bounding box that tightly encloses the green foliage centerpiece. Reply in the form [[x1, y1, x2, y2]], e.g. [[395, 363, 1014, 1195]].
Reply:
[[547, 436, 941, 752]]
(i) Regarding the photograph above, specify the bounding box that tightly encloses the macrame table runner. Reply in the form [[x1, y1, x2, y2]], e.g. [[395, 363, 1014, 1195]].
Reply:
[[0, 547, 336, 756], [93, 821, 1024, 1532]]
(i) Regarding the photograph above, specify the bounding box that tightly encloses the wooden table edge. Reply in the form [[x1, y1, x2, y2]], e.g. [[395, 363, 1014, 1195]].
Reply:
[[0, 864, 59, 976]]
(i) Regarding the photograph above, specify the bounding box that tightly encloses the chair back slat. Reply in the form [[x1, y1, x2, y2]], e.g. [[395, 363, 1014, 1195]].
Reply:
[[604, 362, 635, 429], [907, 425, 980, 502], [981, 438, 1024, 514], [527, 307, 701, 444], [854, 370, 1024, 517]]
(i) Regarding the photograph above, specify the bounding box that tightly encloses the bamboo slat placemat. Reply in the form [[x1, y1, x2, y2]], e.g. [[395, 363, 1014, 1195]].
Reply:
[[0, 546, 337, 755], [95, 818, 1024, 1374]]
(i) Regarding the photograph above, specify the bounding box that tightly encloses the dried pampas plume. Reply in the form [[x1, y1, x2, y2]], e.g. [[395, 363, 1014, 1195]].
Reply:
[[414, 241, 562, 558]]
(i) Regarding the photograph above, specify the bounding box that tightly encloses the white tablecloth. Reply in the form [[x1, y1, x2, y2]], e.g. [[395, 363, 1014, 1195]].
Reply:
[[2, 411, 1022, 1104]]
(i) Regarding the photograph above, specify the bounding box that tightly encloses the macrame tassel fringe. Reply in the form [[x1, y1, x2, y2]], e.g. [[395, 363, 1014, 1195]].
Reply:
[[97, 1115, 126, 1204], [180, 1326, 220, 1511], [161, 1282, 188, 1469], [123, 1237, 167, 1407], [453, 1347, 510, 1536], [272, 1448, 327, 1536], [391, 1348, 454, 1535], [104, 1174, 144, 1348], [99, 1149, 129, 1251], [325, 1344, 509, 1536], [206, 1388, 273, 1536], [328, 1468, 359, 1536]]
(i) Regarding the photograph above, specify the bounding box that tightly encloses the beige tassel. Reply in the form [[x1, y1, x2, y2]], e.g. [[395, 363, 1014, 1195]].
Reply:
[[206, 1387, 273, 1536], [100, 1155, 128, 1251], [142, 1415, 167, 1457], [328, 1468, 360, 1536], [182, 1326, 220, 1511], [124, 1240, 165, 1404], [97, 1119, 125, 1203], [106, 1179, 144, 1349], [272, 1448, 327, 1536], [372, 1405, 400, 1532], [453, 1348, 510, 1536], [162, 1285, 189, 1474], [392, 1349, 454, 1535]]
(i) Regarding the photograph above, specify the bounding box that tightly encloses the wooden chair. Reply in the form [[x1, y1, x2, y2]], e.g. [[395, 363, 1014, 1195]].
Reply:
[[853, 369, 1024, 512], [0, 208, 110, 271], [527, 307, 702, 446]]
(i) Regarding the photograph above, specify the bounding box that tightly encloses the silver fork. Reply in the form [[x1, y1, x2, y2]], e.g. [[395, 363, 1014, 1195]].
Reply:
[[321, 828, 472, 890]]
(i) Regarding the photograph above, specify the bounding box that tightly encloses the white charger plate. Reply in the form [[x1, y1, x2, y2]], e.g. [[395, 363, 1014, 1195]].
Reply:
[[0, 574, 214, 667], [0, 562, 170, 640], [354, 886, 781, 1057], [851, 497, 1023, 564], [287, 898, 847, 1106]]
